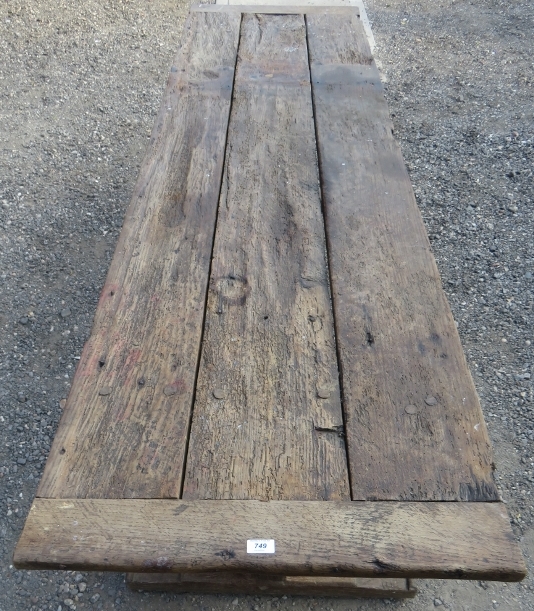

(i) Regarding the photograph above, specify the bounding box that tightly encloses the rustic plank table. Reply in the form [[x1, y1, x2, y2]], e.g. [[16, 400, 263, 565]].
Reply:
[[14, 5, 526, 599]]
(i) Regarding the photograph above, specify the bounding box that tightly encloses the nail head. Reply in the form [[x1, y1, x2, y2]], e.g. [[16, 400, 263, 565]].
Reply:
[[405, 404, 418, 415], [99, 387, 112, 396], [163, 386, 177, 396], [213, 389, 226, 400], [317, 388, 331, 399]]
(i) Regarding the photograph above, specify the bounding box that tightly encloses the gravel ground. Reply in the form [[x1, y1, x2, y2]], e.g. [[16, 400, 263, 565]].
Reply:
[[0, 0, 532, 610]]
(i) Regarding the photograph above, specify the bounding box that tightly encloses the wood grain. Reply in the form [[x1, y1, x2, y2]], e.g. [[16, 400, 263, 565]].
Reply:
[[182, 14, 350, 501], [306, 13, 499, 501], [37, 12, 241, 499], [127, 572, 416, 598], [14, 499, 526, 581]]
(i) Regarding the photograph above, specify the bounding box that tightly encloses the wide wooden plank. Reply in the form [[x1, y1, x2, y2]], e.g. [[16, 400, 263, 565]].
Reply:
[[37, 12, 241, 499], [13, 499, 526, 580], [191, 4, 360, 15], [182, 14, 350, 501], [127, 572, 416, 598], [306, 13, 498, 501]]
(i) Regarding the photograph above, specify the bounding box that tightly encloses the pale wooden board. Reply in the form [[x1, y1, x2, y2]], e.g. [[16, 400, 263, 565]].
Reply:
[[218, 0, 358, 3], [182, 14, 350, 502], [127, 572, 416, 598], [13, 499, 526, 580], [36, 12, 242, 499], [191, 4, 360, 14], [214, 0, 375, 52], [306, 13, 499, 501]]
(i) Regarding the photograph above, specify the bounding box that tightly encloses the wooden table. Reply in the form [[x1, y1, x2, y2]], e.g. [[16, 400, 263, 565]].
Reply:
[[14, 5, 526, 598]]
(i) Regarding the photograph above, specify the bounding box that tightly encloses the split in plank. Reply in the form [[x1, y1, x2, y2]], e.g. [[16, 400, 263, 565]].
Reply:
[[14, 499, 526, 581]]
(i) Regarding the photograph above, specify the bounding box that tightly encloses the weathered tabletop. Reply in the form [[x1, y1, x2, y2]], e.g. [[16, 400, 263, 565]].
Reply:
[[14, 5, 526, 590]]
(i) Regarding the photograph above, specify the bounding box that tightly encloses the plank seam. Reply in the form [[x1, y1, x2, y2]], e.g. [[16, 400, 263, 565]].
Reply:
[[304, 14, 355, 500], [179, 11, 245, 499]]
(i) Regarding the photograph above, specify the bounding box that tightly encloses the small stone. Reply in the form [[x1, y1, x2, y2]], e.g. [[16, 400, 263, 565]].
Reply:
[[74, 573, 84, 583], [90, 594, 100, 603], [507, 204, 518, 213], [434, 599, 443, 607], [425, 396, 438, 406], [59, 399, 67, 410], [213, 389, 226, 400], [232, 598, 239, 606], [17, 392, 27, 403], [78, 583, 87, 593], [98, 387, 112, 396], [17, 458, 27, 465], [60, 308, 71, 318], [405, 404, 418, 415], [63, 599, 74, 608], [317, 388, 331, 399], [163, 385, 176, 396], [19, 316, 28, 325], [31, 597, 39, 604]]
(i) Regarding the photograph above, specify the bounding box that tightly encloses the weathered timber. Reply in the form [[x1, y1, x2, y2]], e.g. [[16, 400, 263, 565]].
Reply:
[[127, 572, 416, 598], [14, 500, 526, 581], [182, 14, 350, 501], [12, 8, 527, 589], [37, 12, 241, 499], [306, 12, 499, 501], [191, 4, 360, 15]]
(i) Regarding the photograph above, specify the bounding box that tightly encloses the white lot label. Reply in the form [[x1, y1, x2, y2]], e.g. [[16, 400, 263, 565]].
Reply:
[[247, 539, 275, 554]]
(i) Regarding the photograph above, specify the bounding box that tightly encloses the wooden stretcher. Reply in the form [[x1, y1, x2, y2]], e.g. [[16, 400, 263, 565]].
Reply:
[[14, 5, 526, 598]]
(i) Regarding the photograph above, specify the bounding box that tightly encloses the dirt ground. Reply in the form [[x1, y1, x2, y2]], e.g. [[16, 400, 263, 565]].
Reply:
[[0, 0, 533, 609]]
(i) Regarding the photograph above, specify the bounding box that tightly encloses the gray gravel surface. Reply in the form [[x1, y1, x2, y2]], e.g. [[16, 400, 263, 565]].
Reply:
[[0, 0, 532, 610]]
